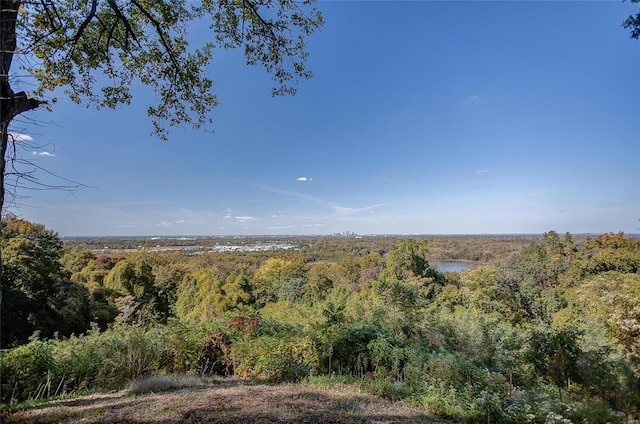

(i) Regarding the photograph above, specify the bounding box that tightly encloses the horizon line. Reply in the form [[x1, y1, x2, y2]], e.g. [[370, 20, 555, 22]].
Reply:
[[61, 231, 638, 239]]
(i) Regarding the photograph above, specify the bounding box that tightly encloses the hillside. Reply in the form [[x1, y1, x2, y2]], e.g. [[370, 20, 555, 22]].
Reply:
[[3, 218, 639, 423], [3, 380, 450, 424]]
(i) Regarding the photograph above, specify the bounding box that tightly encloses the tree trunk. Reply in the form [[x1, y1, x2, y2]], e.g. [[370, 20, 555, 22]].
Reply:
[[1, 0, 43, 302], [0, 121, 6, 307]]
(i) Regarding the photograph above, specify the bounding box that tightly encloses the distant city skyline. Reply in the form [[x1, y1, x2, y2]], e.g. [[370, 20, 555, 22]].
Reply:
[[7, 1, 639, 236]]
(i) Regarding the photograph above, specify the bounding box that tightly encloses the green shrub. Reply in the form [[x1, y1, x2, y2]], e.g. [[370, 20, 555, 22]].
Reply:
[[412, 380, 465, 418], [496, 386, 628, 424], [164, 322, 233, 376], [1, 338, 57, 404], [367, 334, 408, 381], [315, 325, 384, 375], [53, 325, 164, 393], [52, 331, 103, 393], [88, 326, 159, 389], [421, 350, 468, 389], [564, 398, 626, 424], [502, 390, 536, 423], [369, 379, 412, 400], [231, 334, 317, 383], [467, 389, 508, 423], [1, 321, 239, 405]]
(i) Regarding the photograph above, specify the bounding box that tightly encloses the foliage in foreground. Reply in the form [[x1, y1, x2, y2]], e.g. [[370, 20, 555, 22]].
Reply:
[[2, 306, 637, 423], [2, 217, 640, 423]]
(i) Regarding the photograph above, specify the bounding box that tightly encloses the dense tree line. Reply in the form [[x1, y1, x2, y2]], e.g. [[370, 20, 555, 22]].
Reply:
[[2, 216, 639, 423], [64, 233, 540, 264]]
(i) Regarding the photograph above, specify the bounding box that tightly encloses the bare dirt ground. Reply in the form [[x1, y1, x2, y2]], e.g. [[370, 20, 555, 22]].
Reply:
[[4, 380, 452, 424]]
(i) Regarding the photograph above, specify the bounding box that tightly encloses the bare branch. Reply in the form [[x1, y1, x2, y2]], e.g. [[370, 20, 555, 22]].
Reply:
[[3, 129, 89, 212]]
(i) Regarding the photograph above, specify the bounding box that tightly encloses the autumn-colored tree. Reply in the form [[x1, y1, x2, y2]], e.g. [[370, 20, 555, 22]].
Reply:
[[577, 271, 640, 361], [103, 254, 174, 321], [571, 233, 640, 279], [302, 263, 334, 304], [222, 273, 254, 309], [175, 269, 225, 323], [252, 256, 306, 305], [382, 239, 445, 286]]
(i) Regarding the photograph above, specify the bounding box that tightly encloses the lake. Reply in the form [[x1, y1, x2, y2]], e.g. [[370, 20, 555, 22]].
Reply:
[[433, 261, 472, 273]]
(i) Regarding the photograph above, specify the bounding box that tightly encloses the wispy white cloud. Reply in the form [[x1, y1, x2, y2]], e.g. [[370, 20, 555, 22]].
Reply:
[[476, 169, 491, 174], [255, 184, 395, 217], [331, 202, 394, 216], [265, 225, 296, 230], [235, 216, 260, 223], [157, 221, 172, 227], [32, 151, 55, 157], [297, 176, 312, 182], [9, 132, 33, 142]]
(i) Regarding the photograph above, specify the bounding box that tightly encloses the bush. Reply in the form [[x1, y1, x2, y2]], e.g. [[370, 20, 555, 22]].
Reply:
[[367, 333, 408, 381], [564, 398, 626, 424], [412, 380, 466, 418], [156, 321, 232, 376], [39, 324, 164, 395], [231, 334, 317, 383], [90, 326, 160, 388], [1, 338, 57, 404], [369, 379, 412, 400], [1, 320, 240, 405], [315, 325, 385, 375], [52, 328, 103, 393], [495, 386, 628, 424], [467, 389, 508, 423]]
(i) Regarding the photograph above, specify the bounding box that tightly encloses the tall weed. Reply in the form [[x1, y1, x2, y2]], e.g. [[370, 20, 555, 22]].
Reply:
[[412, 380, 466, 418]]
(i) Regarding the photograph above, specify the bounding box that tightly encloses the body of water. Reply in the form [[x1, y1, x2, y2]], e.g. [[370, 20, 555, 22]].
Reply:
[[434, 261, 472, 273]]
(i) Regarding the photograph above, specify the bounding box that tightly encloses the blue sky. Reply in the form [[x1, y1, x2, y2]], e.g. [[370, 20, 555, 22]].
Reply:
[[8, 1, 640, 236]]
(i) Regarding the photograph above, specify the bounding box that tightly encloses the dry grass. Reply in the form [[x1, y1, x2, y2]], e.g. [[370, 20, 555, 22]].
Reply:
[[126, 374, 207, 395], [3, 379, 453, 423]]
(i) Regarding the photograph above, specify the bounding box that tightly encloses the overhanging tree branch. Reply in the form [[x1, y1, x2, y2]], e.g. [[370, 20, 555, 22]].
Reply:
[[0, 0, 323, 289], [71, 0, 98, 45], [130, 0, 181, 71], [106, 0, 138, 50], [623, 0, 640, 39]]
